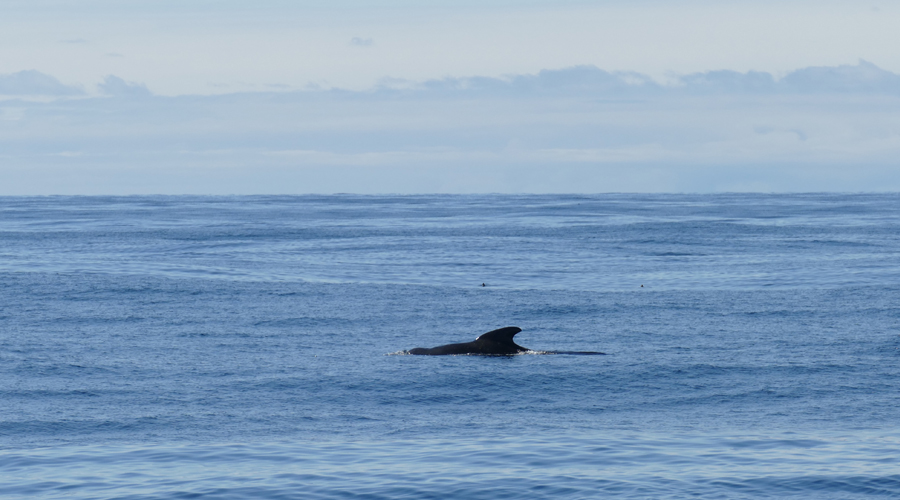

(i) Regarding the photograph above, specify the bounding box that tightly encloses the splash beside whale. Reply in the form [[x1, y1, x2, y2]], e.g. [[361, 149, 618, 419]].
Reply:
[[405, 326, 605, 355]]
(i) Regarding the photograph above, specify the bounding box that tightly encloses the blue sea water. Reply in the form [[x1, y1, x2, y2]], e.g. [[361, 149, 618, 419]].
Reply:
[[1, 193, 899, 499]]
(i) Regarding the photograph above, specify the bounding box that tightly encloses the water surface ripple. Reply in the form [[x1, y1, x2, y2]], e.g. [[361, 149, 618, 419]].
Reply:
[[1, 194, 899, 499]]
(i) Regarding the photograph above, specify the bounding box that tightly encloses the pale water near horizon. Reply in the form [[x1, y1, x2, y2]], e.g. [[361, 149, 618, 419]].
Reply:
[[1, 194, 899, 498]]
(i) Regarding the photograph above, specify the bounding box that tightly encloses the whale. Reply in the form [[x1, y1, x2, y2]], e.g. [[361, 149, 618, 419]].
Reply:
[[407, 326, 527, 355], [406, 326, 606, 355]]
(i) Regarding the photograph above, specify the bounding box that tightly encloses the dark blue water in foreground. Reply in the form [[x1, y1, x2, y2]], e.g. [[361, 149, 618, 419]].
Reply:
[[2, 194, 900, 499]]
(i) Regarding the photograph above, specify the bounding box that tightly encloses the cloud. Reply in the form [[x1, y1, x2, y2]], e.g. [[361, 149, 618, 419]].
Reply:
[[678, 70, 777, 94], [350, 37, 374, 47], [679, 60, 900, 95], [3, 61, 900, 194], [781, 60, 900, 94], [97, 75, 151, 97], [412, 66, 659, 96], [392, 61, 900, 97], [0, 70, 84, 96]]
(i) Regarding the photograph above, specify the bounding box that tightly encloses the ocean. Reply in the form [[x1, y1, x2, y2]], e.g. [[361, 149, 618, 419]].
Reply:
[[1, 194, 899, 499]]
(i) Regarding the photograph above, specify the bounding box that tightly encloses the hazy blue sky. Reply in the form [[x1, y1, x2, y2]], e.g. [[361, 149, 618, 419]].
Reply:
[[1, 1, 899, 193]]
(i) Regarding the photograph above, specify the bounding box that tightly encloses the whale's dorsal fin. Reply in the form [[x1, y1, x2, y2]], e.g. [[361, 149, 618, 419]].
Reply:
[[475, 326, 522, 344]]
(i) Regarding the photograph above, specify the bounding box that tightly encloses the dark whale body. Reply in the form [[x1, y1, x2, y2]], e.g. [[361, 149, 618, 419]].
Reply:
[[405, 326, 607, 356], [408, 327, 527, 355]]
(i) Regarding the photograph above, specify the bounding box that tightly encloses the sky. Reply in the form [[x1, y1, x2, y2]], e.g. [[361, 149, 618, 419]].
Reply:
[[1, 0, 899, 194]]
